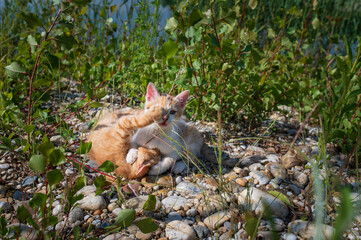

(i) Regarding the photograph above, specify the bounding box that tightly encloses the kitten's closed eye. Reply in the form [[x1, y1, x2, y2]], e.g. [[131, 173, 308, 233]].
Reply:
[[170, 110, 177, 114]]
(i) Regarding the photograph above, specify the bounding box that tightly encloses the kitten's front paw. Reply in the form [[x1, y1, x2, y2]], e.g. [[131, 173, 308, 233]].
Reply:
[[148, 105, 164, 121], [126, 148, 138, 164]]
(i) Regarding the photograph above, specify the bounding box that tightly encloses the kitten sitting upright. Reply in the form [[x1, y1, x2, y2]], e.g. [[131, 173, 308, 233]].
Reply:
[[126, 82, 204, 175], [87, 105, 164, 179]]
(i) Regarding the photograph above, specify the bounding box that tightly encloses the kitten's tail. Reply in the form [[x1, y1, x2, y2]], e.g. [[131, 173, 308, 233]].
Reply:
[[200, 143, 219, 164]]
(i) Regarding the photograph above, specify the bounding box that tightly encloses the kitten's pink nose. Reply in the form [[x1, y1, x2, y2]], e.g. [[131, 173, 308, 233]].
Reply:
[[162, 115, 169, 122]]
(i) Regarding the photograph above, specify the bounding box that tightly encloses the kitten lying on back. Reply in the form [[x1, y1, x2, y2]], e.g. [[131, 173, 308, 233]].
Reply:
[[126, 82, 204, 175], [87, 106, 164, 179]]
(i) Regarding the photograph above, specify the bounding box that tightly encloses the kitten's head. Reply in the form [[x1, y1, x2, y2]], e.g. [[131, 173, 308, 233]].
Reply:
[[144, 82, 189, 128], [136, 147, 161, 176]]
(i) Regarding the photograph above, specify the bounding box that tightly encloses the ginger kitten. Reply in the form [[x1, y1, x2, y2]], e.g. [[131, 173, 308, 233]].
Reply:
[[126, 82, 204, 175], [87, 105, 164, 179]]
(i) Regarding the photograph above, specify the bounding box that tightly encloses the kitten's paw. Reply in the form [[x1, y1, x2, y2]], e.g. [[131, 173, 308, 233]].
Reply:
[[126, 148, 138, 164], [147, 105, 164, 121], [148, 157, 175, 175]]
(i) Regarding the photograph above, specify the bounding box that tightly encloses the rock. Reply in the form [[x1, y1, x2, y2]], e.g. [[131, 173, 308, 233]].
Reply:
[[166, 212, 183, 223], [0, 163, 10, 170], [283, 233, 297, 240], [250, 171, 270, 185], [194, 224, 210, 239], [176, 182, 201, 196], [165, 220, 196, 240], [173, 161, 187, 174], [249, 163, 264, 172], [69, 207, 84, 223], [186, 208, 197, 217], [235, 178, 247, 187], [219, 231, 231, 240], [112, 208, 121, 216], [239, 156, 266, 168], [266, 154, 280, 163], [162, 196, 187, 210], [289, 184, 301, 195], [288, 220, 334, 239], [258, 231, 279, 239], [224, 171, 238, 182], [22, 176, 37, 188], [8, 223, 38, 240], [126, 195, 161, 212], [103, 233, 123, 240], [246, 146, 266, 156], [269, 164, 288, 180], [78, 195, 106, 211], [141, 176, 158, 187], [76, 185, 97, 197], [52, 204, 62, 215], [196, 195, 227, 217], [50, 135, 64, 144], [175, 176, 182, 184], [0, 185, 7, 198], [293, 171, 308, 187], [203, 211, 231, 230], [281, 149, 305, 169], [238, 187, 289, 218], [0, 201, 11, 212], [107, 202, 117, 212], [13, 190, 32, 201], [136, 231, 153, 240], [157, 176, 174, 188]]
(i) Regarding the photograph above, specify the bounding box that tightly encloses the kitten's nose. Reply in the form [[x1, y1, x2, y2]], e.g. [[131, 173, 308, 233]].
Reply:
[[162, 115, 169, 122]]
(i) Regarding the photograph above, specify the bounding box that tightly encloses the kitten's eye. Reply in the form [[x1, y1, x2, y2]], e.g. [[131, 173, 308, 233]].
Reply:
[[170, 110, 177, 114]]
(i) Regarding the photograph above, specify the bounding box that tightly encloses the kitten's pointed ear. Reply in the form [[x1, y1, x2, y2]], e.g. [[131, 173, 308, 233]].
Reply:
[[176, 90, 189, 108], [146, 82, 160, 102]]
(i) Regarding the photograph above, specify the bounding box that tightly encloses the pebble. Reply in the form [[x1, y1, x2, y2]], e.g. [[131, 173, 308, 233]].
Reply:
[[269, 164, 287, 180], [186, 208, 197, 217], [165, 220, 196, 240], [194, 224, 210, 238], [52, 204, 62, 215], [250, 171, 270, 185], [203, 211, 231, 230], [103, 233, 123, 240], [69, 207, 84, 223], [293, 171, 308, 187], [22, 176, 37, 188], [238, 187, 289, 218], [283, 233, 297, 240], [0, 163, 10, 170], [0, 201, 11, 212], [288, 220, 334, 239], [176, 182, 201, 196], [166, 212, 183, 223], [78, 195, 106, 211], [157, 176, 174, 188], [239, 155, 266, 167]]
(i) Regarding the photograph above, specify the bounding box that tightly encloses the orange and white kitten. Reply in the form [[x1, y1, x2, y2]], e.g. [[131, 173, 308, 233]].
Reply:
[[126, 82, 204, 175], [87, 105, 164, 179]]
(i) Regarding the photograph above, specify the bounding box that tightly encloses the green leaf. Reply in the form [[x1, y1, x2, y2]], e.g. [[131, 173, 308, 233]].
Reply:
[[165, 17, 178, 34], [27, 35, 38, 53], [160, 40, 178, 59], [110, 5, 117, 13], [244, 212, 258, 237], [23, 124, 35, 134], [268, 191, 293, 206], [143, 195, 156, 211], [89, 102, 103, 108], [55, 33, 78, 50], [76, 142, 92, 154], [30, 193, 47, 209], [37, 141, 55, 157], [49, 149, 65, 166], [16, 205, 32, 222], [29, 155, 46, 173], [74, 176, 86, 192], [248, 0, 258, 9], [79, 6, 88, 15], [73, 0, 92, 7], [45, 215, 58, 227], [5, 62, 26, 78], [312, 17, 320, 29], [208, 34, 220, 47], [189, 9, 203, 26], [18, 11, 42, 28], [46, 169, 63, 186], [98, 160, 115, 172], [135, 218, 158, 233], [94, 175, 106, 195], [343, 119, 352, 129], [113, 209, 136, 228]]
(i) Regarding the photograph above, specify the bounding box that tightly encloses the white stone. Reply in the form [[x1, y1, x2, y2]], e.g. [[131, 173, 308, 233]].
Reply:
[[165, 220, 196, 240], [162, 196, 187, 209], [78, 195, 106, 211], [176, 182, 201, 196]]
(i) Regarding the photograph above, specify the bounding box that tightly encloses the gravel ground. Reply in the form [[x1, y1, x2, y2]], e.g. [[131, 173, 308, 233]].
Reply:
[[1, 88, 361, 240]]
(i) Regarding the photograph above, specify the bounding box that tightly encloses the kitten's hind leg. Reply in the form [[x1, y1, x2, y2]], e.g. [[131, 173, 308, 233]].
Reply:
[[148, 157, 175, 175], [126, 148, 138, 164]]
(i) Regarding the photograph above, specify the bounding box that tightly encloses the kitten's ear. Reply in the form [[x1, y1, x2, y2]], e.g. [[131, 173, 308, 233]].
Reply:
[[146, 82, 160, 102], [176, 90, 189, 108]]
